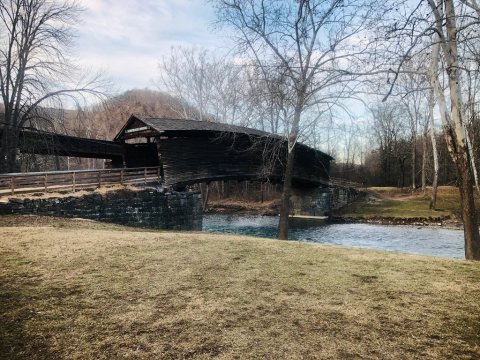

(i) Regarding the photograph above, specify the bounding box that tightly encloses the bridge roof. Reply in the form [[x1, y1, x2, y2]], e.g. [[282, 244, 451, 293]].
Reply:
[[114, 114, 334, 160], [143, 116, 275, 138], [115, 115, 277, 140]]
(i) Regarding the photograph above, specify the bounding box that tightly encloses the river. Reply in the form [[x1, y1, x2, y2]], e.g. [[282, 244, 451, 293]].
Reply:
[[203, 214, 465, 259]]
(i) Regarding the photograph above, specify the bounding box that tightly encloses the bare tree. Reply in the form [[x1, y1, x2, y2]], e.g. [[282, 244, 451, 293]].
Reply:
[[214, 0, 379, 239], [427, 0, 480, 259], [381, 0, 480, 259], [397, 67, 431, 190], [159, 47, 214, 121], [210, 60, 252, 126], [460, 33, 480, 194], [377, 50, 440, 202], [0, 0, 108, 173], [244, 62, 290, 134], [159, 47, 253, 125], [427, 88, 440, 209], [370, 102, 408, 186]]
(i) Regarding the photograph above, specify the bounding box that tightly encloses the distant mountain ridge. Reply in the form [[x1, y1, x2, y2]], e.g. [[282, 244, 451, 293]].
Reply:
[[0, 89, 196, 141]]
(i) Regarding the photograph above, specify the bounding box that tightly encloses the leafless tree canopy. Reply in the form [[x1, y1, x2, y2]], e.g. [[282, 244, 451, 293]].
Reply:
[[212, 0, 382, 239], [0, 0, 108, 172], [377, 0, 480, 259]]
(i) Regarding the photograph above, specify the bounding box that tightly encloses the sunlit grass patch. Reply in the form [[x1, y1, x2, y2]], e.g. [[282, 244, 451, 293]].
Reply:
[[339, 186, 465, 220]]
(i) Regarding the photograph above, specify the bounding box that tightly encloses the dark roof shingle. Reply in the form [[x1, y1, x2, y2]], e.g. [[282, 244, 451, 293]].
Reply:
[[137, 115, 277, 138]]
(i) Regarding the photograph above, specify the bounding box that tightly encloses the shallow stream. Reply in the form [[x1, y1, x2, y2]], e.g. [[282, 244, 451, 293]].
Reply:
[[203, 214, 465, 259]]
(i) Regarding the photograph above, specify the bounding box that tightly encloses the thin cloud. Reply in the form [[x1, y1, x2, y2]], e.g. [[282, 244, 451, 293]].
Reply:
[[75, 0, 231, 90]]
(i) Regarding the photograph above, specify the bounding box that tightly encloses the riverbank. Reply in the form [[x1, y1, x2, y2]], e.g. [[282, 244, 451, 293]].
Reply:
[[208, 186, 466, 228], [330, 215, 462, 228], [334, 186, 465, 228], [206, 198, 281, 215], [1, 215, 479, 359]]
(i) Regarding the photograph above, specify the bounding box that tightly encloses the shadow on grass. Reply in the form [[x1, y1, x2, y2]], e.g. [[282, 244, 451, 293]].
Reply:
[[0, 270, 57, 359]]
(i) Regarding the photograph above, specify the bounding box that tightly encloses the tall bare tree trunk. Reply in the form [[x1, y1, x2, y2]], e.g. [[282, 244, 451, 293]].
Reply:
[[444, 0, 480, 259], [411, 137, 416, 189], [427, 89, 439, 209], [278, 103, 302, 240], [426, 0, 480, 258], [422, 131, 427, 195], [456, 151, 480, 259], [278, 147, 295, 240], [429, 105, 439, 209], [465, 127, 480, 194]]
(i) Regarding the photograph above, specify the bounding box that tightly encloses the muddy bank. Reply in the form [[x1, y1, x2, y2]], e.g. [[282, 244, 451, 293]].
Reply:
[[205, 199, 280, 216], [330, 215, 463, 229]]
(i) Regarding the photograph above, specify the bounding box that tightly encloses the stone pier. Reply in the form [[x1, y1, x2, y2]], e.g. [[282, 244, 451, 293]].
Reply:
[[290, 187, 360, 217]]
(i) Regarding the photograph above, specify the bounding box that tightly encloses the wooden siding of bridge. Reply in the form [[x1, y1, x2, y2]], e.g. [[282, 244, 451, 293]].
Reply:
[[157, 134, 330, 189], [0, 128, 124, 161], [115, 116, 333, 189]]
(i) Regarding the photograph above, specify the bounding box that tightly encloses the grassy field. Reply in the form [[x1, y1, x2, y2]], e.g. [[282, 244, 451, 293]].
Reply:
[[337, 186, 467, 222], [1, 216, 479, 359]]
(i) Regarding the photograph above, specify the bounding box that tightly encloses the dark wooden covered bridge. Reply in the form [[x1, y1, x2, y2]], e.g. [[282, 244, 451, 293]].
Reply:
[[0, 115, 333, 191], [114, 115, 332, 189]]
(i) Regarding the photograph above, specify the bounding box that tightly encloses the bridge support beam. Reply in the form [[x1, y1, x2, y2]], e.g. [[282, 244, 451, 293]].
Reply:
[[290, 187, 360, 216]]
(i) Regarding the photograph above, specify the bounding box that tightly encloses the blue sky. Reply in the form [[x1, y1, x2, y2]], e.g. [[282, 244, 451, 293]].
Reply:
[[76, 0, 232, 91]]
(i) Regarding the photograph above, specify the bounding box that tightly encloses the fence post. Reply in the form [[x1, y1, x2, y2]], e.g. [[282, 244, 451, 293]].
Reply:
[[157, 167, 160, 181], [44, 174, 48, 193], [10, 177, 14, 195], [144, 168, 147, 184], [72, 172, 76, 192], [120, 169, 124, 185], [98, 171, 101, 188]]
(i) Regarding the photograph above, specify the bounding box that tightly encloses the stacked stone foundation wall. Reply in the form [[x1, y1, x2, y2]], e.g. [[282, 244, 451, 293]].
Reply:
[[0, 188, 203, 231], [290, 187, 360, 216]]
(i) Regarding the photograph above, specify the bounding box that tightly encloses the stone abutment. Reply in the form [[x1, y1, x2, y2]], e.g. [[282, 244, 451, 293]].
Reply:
[[290, 187, 360, 217], [0, 188, 203, 231]]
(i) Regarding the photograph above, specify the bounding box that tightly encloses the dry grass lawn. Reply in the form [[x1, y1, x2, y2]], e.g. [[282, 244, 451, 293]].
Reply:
[[1, 216, 479, 359]]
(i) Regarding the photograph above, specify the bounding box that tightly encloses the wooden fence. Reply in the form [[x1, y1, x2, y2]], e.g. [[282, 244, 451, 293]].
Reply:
[[0, 166, 363, 197], [0, 166, 163, 196]]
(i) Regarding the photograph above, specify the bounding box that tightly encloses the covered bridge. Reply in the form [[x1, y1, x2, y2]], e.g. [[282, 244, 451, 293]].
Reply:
[[114, 115, 333, 189]]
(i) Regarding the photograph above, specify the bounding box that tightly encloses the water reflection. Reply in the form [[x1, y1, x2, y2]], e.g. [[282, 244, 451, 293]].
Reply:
[[203, 214, 464, 259]]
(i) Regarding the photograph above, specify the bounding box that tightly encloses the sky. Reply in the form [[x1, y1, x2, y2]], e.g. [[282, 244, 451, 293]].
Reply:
[[76, 0, 232, 92], [72, 0, 371, 159]]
